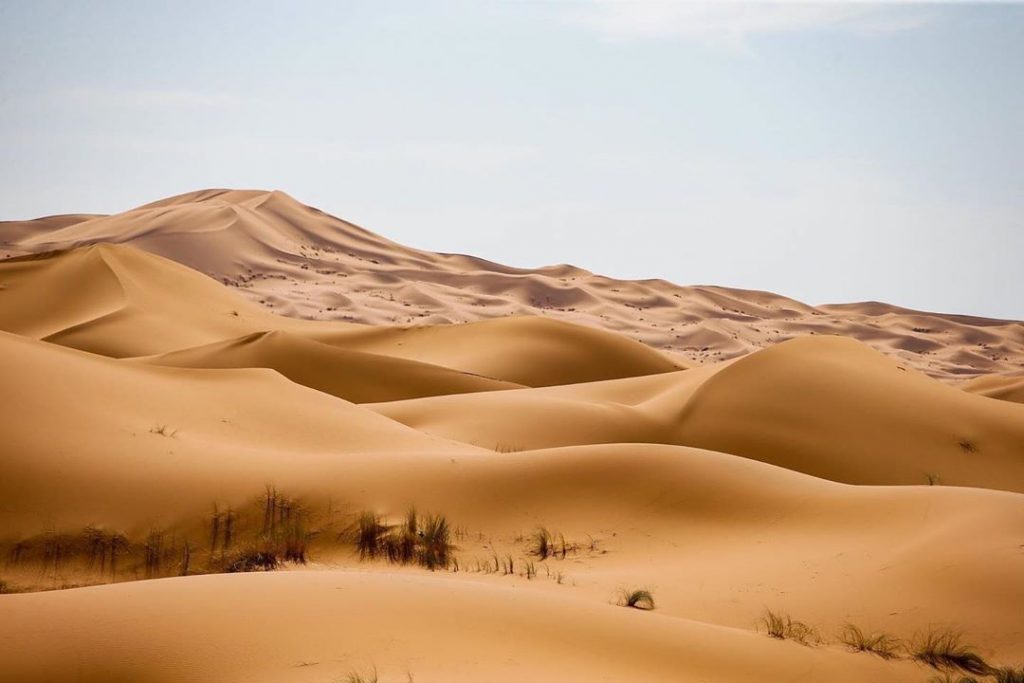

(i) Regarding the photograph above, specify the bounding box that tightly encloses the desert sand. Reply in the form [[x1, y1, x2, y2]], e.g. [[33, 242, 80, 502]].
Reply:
[[1, 190, 1022, 683]]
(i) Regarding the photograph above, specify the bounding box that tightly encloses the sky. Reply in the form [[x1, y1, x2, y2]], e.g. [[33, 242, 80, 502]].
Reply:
[[1, 1, 1022, 318]]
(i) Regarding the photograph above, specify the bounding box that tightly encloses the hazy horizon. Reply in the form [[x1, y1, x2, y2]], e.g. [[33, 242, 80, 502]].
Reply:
[[2, 1, 1022, 318]]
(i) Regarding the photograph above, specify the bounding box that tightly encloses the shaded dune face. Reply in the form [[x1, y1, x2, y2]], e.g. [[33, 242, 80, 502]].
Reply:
[[4, 187, 1023, 382], [1, 191, 1023, 683]]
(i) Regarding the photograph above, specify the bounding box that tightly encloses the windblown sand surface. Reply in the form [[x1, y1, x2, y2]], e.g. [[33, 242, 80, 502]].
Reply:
[[1, 190, 1022, 683], [4, 189, 1023, 382]]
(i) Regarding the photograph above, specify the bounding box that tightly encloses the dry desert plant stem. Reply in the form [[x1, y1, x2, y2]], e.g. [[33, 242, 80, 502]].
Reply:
[[910, 628, 991, 676], [837, 623, 903, 659], [530, 527, 552, 559], [619, 588, 655, 610], [344, 667, 379, 683], [761, 609, 819, 646]]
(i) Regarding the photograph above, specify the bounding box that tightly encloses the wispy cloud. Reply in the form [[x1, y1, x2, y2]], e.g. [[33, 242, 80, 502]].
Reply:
[[564, 1, 934, 46]]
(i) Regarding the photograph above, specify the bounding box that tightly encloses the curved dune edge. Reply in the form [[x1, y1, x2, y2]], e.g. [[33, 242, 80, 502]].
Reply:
[[0, 571, 931, 683], [962, 372, 1024, 404], [2, 194, 1023, 683], [4, 188, 1023, 380], [140, 330, 524, 403], [0, 244, 684, 386], [369, 335, 1024, 491]]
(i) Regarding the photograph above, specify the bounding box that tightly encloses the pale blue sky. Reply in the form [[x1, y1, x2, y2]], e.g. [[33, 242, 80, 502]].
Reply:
[[1, 1, 1022, 317]]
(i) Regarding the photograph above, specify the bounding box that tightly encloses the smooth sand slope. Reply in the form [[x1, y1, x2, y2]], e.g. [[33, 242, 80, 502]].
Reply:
[[962, 371, 1024, 404], [0, 572, 929, 683], [1, 203, 1023, 682], [4, 188, 1023, 382], [370, 335, 1024, 491]]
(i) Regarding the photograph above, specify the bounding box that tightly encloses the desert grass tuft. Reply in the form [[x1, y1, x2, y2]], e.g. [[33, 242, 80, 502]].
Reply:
[[927, 675, 981, 683], [911, 628, 990, 675], [994, 668, 1024, 683], [530, 527, 552, 559], [343, 669, 379, 683], [761, 609, 819, 646], [417, 514, 452, 571], [353, 511, 386, 560], [381, 508, 418, 565], [619, 588, 655, 610], [837, 623, 902, 659], [224, 548, 278, 573]]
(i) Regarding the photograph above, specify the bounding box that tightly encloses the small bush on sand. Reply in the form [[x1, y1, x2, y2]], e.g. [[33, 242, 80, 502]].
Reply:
[[838, 623, 902, 659], [381, 508, 418, 565], [618, 588, 655, 610], [530, 527, 553, 559], [344, 668, 378, 683], [225, 549, 278, 573], [761, 610, 819, 646], [911, 628, 990, 675], [352, 509, 454, 571], [354, 512, 386, 560], [927, 675, 980, 683], [417, 514, 452, 571], [993, 667, 1024, 683]]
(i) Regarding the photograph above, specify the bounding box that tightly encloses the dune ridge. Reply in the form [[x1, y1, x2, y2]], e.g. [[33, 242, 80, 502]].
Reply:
[[4, 188, 1023, 382], [1, 192, 1023, 682]]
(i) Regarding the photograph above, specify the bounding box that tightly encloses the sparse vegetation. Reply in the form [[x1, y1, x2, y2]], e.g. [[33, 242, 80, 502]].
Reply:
[[149, 424, 177, 437], [416, 513, 452, 571], [911, 628, 990, 675], [837, 623, 902, 659], [530, 527, 552, 559], [928, 675, 980, 683], [619, 588, 655, 610], [993, 668, 1024, 683], [224, 548, 278, 573], [350, 509, 454, 571], [354, 511, 387, 560], [761, 609, 819, 646], [343, 668, 379, 683]]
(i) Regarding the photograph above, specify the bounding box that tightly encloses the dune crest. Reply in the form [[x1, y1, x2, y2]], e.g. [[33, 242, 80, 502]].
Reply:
[[2, 191, 1023, 682], [4, 188, 1023, 381]]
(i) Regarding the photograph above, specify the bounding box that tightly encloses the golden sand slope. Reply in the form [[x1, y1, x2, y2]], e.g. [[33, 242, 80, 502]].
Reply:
[[1, 233, 1023, 681], [1, 321, 1023, 676], [142, 330, 523, 403], [4, 188, 1023, 380], [0, 572, 928, 683], [962, 371, 1024, 404], [0, 245, 683, 387], [370, 335, 1024, 491]]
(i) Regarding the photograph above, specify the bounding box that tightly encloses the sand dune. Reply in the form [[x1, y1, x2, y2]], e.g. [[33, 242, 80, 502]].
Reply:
[[0, 571, 933, 683], [370, 335, 1024, 491], [962, 371, 1024, 404], [4, 188, 1023, 380], [2, 190, 1024, 682], [143, 330, 522, 403]]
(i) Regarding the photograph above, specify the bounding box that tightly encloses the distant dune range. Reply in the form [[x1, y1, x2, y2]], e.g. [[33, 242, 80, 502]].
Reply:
[[3, 188, 1022, 385], [1, 190, 1023, 683]]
